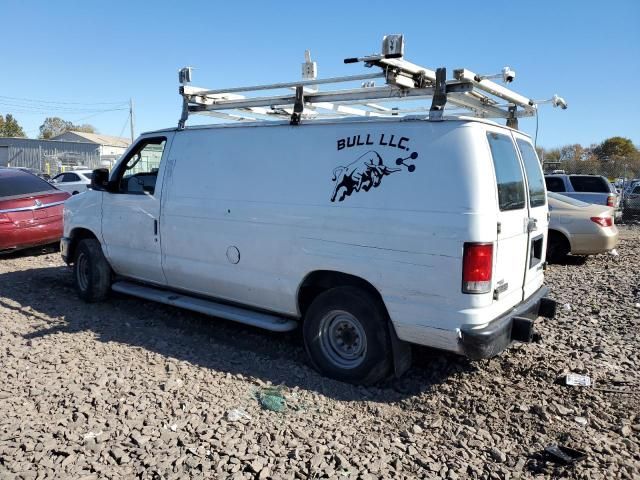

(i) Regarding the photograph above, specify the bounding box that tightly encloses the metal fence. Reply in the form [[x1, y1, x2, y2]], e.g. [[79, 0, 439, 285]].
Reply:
[[0, 138, 102, 176]]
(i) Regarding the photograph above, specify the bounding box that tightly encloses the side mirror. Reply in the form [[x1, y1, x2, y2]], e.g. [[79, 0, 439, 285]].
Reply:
[[90, 168, 110, 191]]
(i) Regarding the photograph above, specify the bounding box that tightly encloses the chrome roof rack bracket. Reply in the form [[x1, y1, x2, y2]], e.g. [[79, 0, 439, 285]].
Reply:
[[429, 68, 447, 121]]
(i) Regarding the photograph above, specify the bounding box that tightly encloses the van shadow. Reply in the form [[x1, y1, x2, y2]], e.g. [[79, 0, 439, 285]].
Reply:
[[2, 265, 477, 402], [547, 255, 588, 266], [0, 243, 59, 259]]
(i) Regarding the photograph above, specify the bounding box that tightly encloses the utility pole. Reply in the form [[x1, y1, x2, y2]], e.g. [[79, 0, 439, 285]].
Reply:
[[129, 98, 135, 142]]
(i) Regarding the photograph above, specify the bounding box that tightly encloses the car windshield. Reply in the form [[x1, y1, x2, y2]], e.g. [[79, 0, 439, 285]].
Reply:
[[548, 192, 590, 207], [0, 170, 57, 198]]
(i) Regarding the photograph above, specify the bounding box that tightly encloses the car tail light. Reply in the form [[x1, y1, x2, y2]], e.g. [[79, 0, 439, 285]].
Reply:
[[0, 213, 11, 224], [607, 195, 615, 207], [590, 216, 613, 227], [462, 243, 493, 294]]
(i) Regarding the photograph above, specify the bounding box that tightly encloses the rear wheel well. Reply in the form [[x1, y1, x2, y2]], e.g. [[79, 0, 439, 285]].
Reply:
[[68, 228, 99, 263], [298, 270, 412, 380], [547, 229, 571, 261], [297, 271, 387, 318]]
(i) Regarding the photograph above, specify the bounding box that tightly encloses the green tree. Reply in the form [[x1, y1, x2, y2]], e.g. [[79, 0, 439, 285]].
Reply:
[[0, 114, 26, 137], [38, 117, 97, 139], [593, 137, 638, 161], [73, 123, 97, 134]]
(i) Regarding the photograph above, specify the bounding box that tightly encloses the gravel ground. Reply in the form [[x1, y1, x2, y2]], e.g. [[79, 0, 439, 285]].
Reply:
[[1, 226, 639, 480]]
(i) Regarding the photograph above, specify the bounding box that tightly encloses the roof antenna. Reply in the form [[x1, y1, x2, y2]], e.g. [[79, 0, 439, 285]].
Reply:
[[302, 50, 317, 81]]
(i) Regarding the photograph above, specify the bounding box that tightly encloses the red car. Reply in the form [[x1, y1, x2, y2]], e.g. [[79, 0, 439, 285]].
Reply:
[[0, 168, 71, 253]]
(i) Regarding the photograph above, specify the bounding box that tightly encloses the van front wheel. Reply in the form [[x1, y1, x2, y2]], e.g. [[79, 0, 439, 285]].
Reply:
[[74, 238, 112, 302], [303, 287, 392, 385]]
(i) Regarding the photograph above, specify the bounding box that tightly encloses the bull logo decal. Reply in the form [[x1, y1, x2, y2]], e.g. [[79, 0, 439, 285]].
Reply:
[[330, 150, 418, 202]]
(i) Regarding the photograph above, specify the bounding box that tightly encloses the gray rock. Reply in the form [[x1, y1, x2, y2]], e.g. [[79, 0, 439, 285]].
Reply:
[[489, 447, 507, 463]]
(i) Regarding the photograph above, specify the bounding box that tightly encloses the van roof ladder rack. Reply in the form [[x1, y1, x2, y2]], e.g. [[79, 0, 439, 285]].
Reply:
[[177, 35, 567, 129]]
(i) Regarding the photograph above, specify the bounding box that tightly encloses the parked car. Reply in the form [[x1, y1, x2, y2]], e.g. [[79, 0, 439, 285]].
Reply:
[[50, 169, 93, 195], [622, 184, 640, 220], [61, 117, 557, 384], [623, 179, 640, 199], [0, 168, 70, 253], [546, 192, 618, 261], [544, 174, 620, 218]]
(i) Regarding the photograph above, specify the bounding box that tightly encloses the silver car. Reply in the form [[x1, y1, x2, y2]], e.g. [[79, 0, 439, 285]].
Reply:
[[547, 192, 619, 261], [623, 183, 640, 220]]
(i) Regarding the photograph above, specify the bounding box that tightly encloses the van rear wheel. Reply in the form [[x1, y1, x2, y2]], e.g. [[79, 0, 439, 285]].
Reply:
[[74, 238, 112, 302], [303, 286, 392, 385]]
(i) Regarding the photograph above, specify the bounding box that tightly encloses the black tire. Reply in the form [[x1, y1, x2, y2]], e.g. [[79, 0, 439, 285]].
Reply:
[[546, 231, 570, 263], [73, 238, 112, 302], [303, 286, 392, 385]]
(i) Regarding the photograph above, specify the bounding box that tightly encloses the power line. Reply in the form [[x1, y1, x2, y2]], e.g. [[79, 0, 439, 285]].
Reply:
[[0, 95, 128, 106], [118, 111, 131, 138], [0, 101, 128, 114], [12, 109, 130, 138]]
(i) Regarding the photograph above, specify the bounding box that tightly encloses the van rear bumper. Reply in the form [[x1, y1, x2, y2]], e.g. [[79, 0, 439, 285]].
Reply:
[[459, 286, 556, 360]]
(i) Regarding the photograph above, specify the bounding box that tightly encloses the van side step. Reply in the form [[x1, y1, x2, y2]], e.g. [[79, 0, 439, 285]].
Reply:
[[111, 281, 298, 332]]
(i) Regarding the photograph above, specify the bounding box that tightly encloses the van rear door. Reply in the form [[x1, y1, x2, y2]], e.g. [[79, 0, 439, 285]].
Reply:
[[513, 134, 548, 299], [485, 128, 529, 308]]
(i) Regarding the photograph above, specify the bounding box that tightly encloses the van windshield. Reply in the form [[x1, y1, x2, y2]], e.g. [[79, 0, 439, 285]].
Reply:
[[487, 132, 525, 211]]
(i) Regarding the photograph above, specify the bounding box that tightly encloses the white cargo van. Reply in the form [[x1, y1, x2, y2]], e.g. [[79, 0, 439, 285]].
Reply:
[[61, 38, 560, 384]]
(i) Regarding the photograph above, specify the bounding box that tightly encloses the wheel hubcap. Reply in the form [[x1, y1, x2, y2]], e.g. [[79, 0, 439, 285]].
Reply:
[[76, 253, 90, 291], [318, 310, 367, 369]]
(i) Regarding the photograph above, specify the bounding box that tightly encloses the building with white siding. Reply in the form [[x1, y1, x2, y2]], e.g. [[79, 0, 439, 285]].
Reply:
[[51, 131, 131, 165]]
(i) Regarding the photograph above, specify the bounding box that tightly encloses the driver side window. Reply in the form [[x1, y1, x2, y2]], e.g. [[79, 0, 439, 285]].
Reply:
[[114, 137, 166, 195]]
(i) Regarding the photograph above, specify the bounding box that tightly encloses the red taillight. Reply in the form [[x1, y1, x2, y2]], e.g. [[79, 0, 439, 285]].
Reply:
[[607, 195, 615, 207], [590, 216, 612, 227], [462, 243, 493, 294]]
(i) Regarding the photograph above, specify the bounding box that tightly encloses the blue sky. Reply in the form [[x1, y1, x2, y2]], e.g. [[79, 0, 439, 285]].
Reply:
[[1, 1, 638, 148]]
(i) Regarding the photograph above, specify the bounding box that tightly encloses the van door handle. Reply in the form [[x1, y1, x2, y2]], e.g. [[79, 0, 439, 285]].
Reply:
[[526, 218, 537, 233], [154, 219, 158, 235]]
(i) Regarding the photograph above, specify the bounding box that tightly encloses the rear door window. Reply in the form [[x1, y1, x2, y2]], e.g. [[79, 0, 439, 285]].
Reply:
[[516, 140, 546, 207], [0, 171, 57, 197], [545, 177, 565, 192], [569, 175, 610, 193], [487, 132, 525, 211], [63, 173, 80, 182]]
